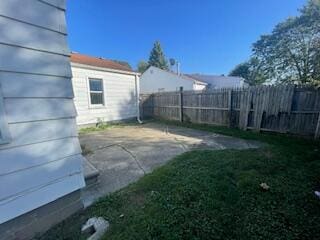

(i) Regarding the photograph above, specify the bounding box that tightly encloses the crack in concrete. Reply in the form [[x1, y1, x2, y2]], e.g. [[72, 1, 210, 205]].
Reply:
[[86, 142, 147, 174], [117, 144, 147, 175]]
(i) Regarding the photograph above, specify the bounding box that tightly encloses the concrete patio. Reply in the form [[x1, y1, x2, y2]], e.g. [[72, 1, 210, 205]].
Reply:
[[80, 122, 263, 207]]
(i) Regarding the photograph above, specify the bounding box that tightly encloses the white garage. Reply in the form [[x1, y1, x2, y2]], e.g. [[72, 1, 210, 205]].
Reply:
[[71, 53, 140, 126]]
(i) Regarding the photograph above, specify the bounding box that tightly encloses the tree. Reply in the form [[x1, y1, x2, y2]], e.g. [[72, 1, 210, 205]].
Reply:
[[229, 62, 250, 80], [252, 0, 320, 85], [148, 41, 169, 70], [229, 57, 267, 85], [112, 60, 132, 70], [137, 60, 149, 73]]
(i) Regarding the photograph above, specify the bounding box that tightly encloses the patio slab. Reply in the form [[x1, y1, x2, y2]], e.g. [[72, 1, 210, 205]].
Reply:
[[80, 122, 263, 207]]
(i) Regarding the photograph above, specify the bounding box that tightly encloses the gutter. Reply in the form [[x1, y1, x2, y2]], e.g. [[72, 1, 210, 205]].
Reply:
[[135, 74, 143, 124]]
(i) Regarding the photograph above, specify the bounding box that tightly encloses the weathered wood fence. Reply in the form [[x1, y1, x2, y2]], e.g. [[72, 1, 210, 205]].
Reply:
[[140, 85, 320, 139]]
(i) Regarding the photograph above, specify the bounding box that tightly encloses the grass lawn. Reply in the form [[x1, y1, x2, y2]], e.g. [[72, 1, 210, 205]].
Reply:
[[39, 121, 320, 240]]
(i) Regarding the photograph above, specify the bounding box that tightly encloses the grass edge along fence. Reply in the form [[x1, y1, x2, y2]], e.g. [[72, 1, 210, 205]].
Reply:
[[140, 85, 320, 139]]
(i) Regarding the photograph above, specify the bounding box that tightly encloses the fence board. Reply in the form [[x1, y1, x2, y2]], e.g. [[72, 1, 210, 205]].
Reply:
[[141, 85, 320, 138]]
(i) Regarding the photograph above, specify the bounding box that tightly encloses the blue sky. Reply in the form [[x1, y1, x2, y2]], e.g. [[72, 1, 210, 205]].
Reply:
[[67, 0, 306, 74]]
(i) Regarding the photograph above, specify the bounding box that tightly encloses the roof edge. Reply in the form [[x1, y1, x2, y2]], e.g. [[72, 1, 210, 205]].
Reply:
[[144, 66, 207, 84], [71, 62, 140, 76]]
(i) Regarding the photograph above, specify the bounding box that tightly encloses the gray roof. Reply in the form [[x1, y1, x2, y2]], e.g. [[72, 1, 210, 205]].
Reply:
[[186, 74, 245, 88]]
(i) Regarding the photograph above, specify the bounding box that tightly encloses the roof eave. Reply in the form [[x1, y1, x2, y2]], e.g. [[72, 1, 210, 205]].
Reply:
[[194, 80, 208, 85], [71, 62, 140, 76], [146, 66, 207, 83]]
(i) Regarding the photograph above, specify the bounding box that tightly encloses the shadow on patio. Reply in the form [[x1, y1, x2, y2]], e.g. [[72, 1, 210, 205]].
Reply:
[[80, 122, 263, 207]]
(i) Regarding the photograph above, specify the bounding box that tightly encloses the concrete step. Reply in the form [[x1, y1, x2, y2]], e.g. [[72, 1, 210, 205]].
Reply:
[[82, 157, 99, 187]]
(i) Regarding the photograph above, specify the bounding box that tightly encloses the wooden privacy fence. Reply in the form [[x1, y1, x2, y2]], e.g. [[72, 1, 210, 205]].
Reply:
[[140, 85, 320, 139]]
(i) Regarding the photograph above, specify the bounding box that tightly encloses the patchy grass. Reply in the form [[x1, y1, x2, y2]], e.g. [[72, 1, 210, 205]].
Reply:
[[79, 124, 118, 134], [78, 121, 138, 134], [39, 121, 320, 240]]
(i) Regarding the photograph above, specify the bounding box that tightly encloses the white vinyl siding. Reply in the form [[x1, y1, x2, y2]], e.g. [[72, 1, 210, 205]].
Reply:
[[0, 72, 74, 98], [0, 84, 10, 144], [0, 44, 72, 77], [72, 65, 138, 125], [0, 119, 77, 151], [0, 0, 85, 224], [0, 0, 67, 33], [40, 0, 66, 10], [140, 66, 195, 93], [193, 82, 207, 91], [0, 16, 69, 55], [4, 98, 77, 123]]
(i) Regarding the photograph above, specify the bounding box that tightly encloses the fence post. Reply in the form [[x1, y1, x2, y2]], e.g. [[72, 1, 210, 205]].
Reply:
[[315, 112, 320, 140], [152, 94, 155, 117], [139, 94, 143, 119], [228, 89, 233, 128], [179, 87, 183, 122], [239, 87, 252, 130]]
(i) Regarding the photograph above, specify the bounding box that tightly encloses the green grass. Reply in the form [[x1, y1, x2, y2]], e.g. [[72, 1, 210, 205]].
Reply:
[[39, 121, 320, 240]]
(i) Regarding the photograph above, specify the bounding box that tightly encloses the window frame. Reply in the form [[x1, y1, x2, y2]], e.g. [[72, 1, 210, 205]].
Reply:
[[87, 77, 105, 108], [0, 84, 11, 144]]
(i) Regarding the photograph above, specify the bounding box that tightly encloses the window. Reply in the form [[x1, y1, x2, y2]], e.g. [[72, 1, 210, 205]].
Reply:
[[0, 85, 10, 144], [89, 78, 104, 105]]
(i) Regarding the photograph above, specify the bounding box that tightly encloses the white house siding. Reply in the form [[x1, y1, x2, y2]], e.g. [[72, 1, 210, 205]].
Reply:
[[188, 74, 248, 89], [0, 0, 85, 224], [140, 66, 195, 93], [71, 64, 138, 125], [193, 82, 207, 91]]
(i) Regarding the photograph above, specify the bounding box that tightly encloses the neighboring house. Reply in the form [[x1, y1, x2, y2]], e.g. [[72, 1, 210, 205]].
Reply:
[[0, 1, 85, 239], [187, 74, 247, 89], [71, 53, 140, 126], [140, 66, 247, 93], [140, 66, 207, 93]]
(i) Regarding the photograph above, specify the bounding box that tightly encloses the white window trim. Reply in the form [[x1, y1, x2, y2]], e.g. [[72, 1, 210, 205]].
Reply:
[[0, 84, 11, 144], [87, 77, 105, 109]]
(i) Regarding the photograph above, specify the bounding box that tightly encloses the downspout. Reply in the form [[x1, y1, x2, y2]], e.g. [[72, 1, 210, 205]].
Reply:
[[135, 74, 143, 124]]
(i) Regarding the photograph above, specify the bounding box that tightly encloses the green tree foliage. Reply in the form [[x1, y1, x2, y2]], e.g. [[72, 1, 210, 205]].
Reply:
[[148, 41, 169, 70], [230, 0, 320, 86], [229, 62, 250, 80], [229, 57, 267, 85], [137, 60, 149, 73], [112, 60, 132, 70], [253, 0, 320, 85]]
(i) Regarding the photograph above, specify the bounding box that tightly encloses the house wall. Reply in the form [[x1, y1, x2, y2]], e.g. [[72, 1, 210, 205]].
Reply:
[[71, 65, 138, 125], [140, 67, 194, 93], [204, 77, 248, 89], [0, 0, 85, 229], [193, 82, 207, 91]]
